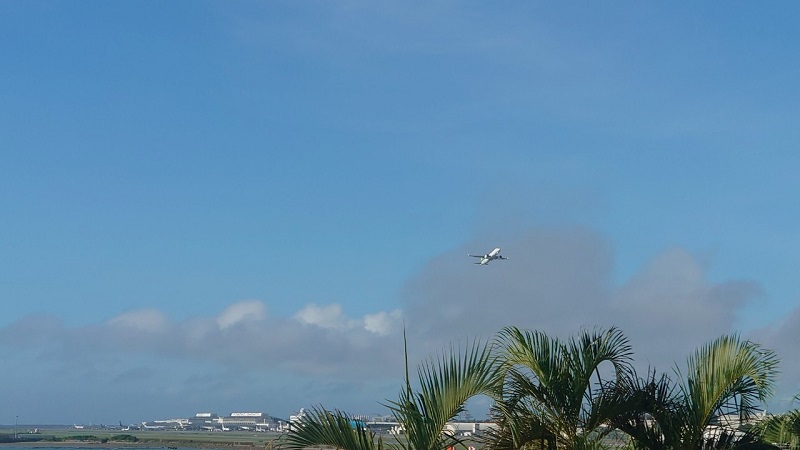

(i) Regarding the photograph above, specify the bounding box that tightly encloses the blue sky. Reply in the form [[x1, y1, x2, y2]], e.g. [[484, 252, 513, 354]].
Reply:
[[2, 1, 800, 425]]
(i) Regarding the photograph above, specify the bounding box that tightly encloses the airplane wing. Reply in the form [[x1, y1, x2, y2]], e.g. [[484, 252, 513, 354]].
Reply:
[[468, 254, 483, 258]]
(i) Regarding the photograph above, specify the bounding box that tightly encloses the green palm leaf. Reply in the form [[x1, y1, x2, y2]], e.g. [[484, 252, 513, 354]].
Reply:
[[386, 338, 499, 450], [280, 406, 381, 450], [754, 394, 800, 449], [281, 330, 497, 450], [490, 326, 634, 450], [609, 334, 778, 450], [675, 334, 778, 449]]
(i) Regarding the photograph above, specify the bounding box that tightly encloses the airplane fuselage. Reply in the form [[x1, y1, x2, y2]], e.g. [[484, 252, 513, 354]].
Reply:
[[469, 247, 506, 265]]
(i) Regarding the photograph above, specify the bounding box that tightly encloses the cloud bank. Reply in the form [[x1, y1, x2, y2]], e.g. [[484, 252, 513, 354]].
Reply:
[[1, 227, 799, 423]]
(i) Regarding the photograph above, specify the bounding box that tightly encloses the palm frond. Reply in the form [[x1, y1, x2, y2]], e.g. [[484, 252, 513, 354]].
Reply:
[[492, 326, 635, 450], [677, 334, 778, 445], [603, 368, 680, 450], [610, 334, 779, 450], [755, 410, 800, 449], [279, 406, 381, 450], [386, 338, 499, 450]]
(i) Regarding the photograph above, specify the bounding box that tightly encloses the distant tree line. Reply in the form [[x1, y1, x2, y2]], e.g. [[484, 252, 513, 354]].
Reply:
[[0, 433, 140, 444]]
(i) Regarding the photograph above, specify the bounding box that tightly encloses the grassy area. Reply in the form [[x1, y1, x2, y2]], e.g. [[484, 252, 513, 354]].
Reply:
[[1, 427, 486, 449], [0, 428, 284, 448]]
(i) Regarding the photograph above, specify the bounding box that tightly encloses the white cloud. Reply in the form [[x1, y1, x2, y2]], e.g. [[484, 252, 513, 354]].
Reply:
[[364, 309, 402, 336], [293, 304, 403, 337], [0, 227, 794, 422], [107, 309, 168, 333], [216, 299, 267, 329], [294, 303, 354, 330]]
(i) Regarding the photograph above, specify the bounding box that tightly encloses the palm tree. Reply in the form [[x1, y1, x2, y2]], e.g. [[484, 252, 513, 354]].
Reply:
[[754, 394, 800, 450], [385, 336, 499, 450], [486, 326, 635, 450], [608, 334, 779, 450], [280, 406, 383, 450], [281, 331, 498, 450]]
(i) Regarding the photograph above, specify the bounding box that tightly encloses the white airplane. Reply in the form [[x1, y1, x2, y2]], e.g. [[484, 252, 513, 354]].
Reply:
[[468, 247, 507, 265], [255, 423, 272, 432]]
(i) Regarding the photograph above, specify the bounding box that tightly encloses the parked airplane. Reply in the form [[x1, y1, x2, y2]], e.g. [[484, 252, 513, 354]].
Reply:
[[468, 247, 507, 265], [255, 423, 272, 432], [141, 422, 166, 430]]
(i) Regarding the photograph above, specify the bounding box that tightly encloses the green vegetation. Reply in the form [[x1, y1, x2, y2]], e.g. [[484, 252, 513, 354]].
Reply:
[[53, 434, 102, 441], [387, 337, 498, 450], [0, 428, 280, 448], [755, 395, 800, 449], [280, 327, 787, 450], [488, 326, 635, 450], [282, 332, 498, 450], [607, 334, 778, 450], [112, 433, 140, 441], [279, 407, 385, 450]]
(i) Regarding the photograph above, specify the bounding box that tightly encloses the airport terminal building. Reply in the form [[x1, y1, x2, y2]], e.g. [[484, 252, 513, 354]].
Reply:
[[144, 410, 494, 436], [147, 411, 284, 432]]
